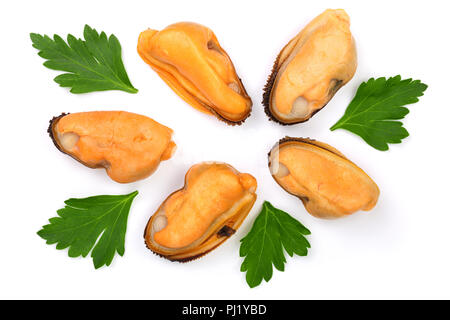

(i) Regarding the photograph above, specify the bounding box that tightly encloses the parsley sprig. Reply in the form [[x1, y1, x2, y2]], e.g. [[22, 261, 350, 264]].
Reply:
[[331, 76, 427, 151], [30, 25, 138, 94], [38, 191, 138, 269], [240, 201, 311, 288]]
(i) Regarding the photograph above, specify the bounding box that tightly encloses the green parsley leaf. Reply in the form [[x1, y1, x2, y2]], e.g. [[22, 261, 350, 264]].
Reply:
[[37, 191, 138, 269], [330, 76, 427, 151], [239, 201, 311, 288], [30, 25, 138, 94]]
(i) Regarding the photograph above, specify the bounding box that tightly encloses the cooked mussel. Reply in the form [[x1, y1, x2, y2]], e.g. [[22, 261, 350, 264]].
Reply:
[[263, 9, 357, 125], [268, 137, 379, 219], [144, 162, 257, 261], [49, 111, 176, 183], [138, 22, 252, 125]]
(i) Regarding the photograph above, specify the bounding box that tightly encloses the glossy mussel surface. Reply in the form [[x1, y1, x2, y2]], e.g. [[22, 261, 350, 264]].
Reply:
[[145, 162, 257, 261], [263, 9, 357, 124], [49, 111, 176, 183], [269, 137, 379, 219], [138, 22, 252, 125]]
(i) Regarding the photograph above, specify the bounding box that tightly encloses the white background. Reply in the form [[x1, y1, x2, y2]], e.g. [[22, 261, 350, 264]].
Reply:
[[1, 0, 449, 300]]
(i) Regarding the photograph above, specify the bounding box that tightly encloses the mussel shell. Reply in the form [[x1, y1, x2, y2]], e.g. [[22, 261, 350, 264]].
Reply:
[[138, 22, 253, 125], [263, 9, 357, 125], [49, 111, 176, 183], [268, 137, 379, 219], [144, 162, 257, 262]]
